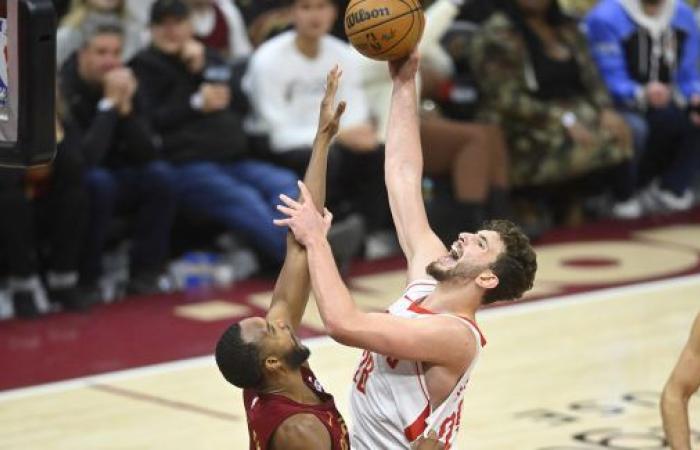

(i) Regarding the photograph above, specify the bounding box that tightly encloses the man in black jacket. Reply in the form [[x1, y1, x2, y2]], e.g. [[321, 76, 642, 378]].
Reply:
[[130, 0, 299, 267], [60, 20, 177, 295]]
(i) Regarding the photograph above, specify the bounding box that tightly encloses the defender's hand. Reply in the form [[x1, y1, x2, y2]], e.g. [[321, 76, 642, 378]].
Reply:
[[317, 65, 347, 138]]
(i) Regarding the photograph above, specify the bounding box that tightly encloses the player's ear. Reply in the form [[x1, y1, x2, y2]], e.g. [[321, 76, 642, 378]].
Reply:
[[475, 270, 499, 290]]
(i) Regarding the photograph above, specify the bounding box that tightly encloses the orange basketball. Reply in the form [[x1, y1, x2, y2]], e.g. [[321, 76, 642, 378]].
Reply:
[[344, 0, 425, 61]]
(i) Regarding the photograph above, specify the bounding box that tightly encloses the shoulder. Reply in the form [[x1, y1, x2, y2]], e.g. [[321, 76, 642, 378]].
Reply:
[[473, 13, 519, 50], [253, 31, 295, 61], [673, 2, 699, 31], [481, 12, 515, 34], [586, 0, 626, 25], [271, 414, 331, 450]]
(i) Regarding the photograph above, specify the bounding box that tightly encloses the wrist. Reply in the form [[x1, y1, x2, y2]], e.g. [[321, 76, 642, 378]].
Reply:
[[313, 133, 333, 146], [306, 234, 330, 250]]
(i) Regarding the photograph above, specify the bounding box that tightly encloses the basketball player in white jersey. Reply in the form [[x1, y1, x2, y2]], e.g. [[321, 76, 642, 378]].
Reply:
[[275, 52, 537, 449]]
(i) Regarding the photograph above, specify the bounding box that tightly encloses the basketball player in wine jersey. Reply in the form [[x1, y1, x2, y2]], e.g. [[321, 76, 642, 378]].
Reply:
[[275, 52, 538, 449], [214, 67, 350, 450], [215, 67, 443, 450]]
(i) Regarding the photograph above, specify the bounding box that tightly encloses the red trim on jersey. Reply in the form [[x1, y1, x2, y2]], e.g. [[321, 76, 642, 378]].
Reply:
[[415, 362, 430, 403], [407, 301, 434, 315], [404, 403, 431, 442], [407, 300, 487, 347]]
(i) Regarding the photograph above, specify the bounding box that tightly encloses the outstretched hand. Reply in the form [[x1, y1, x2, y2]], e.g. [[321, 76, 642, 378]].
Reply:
[[389, 50, 420, 85], [274, 181, 334, 247], [318, 65, 347, 138]]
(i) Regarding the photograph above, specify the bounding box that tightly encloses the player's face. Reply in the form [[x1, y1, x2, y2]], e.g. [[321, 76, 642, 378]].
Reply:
[[427, 230, 505, 282], [239, 317, 311, 370], [79, 34, 123, 84], [151, 17, 193, 55], [293, 0, 337, 40]]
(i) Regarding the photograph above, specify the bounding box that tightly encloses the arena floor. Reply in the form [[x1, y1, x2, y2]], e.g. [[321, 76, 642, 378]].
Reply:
[[1, 210, 699, 449]]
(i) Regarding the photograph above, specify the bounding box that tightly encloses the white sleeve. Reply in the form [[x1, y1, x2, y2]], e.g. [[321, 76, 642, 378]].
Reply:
[[245, 51, 313, 151], [217, 0, 253, 59]]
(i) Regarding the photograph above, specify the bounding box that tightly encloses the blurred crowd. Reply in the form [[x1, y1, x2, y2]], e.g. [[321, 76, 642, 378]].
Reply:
[[1, 0, 699, 318]]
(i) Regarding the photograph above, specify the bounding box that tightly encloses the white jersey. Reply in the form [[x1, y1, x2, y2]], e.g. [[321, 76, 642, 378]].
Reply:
[[349, 279, 486, 449]]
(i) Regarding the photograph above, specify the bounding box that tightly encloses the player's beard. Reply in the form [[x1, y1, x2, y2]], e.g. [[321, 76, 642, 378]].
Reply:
[[284, 344, 311, 370], [427, 259, 486, 283]]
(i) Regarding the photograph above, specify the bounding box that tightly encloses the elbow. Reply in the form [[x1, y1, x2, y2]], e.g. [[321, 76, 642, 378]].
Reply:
[[662, 381, 691, 408], [325, 318, 347, 343], [325, 316, 355, 345]]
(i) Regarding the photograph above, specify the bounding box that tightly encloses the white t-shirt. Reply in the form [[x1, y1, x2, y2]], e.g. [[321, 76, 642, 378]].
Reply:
[[244, 30, 370, 152], [350, 279, 485, 449]]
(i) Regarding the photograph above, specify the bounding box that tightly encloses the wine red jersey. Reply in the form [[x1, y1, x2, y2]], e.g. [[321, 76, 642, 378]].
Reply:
[[243, 366, 350, 450]]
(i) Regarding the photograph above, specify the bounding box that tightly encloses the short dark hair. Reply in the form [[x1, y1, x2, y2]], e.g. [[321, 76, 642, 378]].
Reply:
[[215, 323, 263, 389], [482, 220, 537, 303], [150, 0, 191, 25]]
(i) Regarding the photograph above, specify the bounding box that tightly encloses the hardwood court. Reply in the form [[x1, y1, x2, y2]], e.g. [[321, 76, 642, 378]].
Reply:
[[0, 274, 698, 450]]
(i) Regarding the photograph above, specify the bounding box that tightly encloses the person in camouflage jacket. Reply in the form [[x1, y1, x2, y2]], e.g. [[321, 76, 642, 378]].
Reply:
[[469, 1, 633, 189]]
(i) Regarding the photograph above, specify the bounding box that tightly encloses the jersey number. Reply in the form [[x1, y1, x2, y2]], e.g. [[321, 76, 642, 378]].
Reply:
[[353, 350, 374, 394]]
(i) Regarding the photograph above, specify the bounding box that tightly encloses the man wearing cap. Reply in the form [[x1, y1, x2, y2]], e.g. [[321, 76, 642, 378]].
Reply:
[[130, 0, 301, 267]]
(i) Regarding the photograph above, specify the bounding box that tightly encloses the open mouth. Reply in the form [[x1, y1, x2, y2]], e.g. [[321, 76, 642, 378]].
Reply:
[[450, 242, 462, 260]]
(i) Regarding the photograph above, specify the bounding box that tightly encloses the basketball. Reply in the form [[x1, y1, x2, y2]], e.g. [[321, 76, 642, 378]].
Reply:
[[344, 0, 425, 61]]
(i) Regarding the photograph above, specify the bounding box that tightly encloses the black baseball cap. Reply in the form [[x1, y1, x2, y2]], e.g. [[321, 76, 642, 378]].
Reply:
[[150, 0, 191, 25]]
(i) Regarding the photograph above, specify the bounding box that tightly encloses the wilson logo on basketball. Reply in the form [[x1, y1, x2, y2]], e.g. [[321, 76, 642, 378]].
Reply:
[[345, 7, 391, 30]]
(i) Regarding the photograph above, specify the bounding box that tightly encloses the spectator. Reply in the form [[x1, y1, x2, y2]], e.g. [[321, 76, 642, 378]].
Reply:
[[187, 0, 252, 62], [585, 0, 700, 213], [469, 0, 636, 221], [130, 0, 300, 267], [244, 0, 392, 256], [0, 115, 92, 317], [58, 0, 146, 67], [60, 21, 177, 295]]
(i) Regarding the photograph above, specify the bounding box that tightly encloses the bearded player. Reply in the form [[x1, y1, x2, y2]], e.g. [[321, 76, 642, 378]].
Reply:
[[215, 67, 443, 450], [274, 53, 538, 449], [214, 67, 350, 450]]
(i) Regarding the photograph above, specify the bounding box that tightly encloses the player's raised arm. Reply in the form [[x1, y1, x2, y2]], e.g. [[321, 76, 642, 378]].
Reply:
[[385, 51, 447, 283], [274, 183, 474, 367], [661, 312, 700, 450], [265, 66, 346, 330]]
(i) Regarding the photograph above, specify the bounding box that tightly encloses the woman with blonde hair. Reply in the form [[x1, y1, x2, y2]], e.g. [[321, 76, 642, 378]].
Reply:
[[57, 0, 145, 66]]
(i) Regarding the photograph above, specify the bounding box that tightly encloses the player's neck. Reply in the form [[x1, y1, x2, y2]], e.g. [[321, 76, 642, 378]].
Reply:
[[262, 370, 321, 405], [422, 282, 480, 321], [294, 33, 321, 59]]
